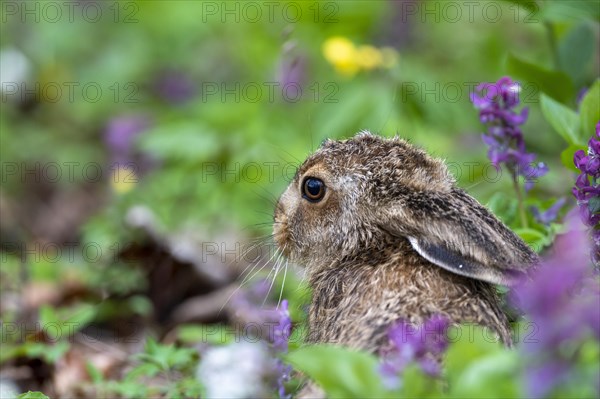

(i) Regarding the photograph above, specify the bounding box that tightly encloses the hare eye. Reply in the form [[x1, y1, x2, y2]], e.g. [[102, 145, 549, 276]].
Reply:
[[302, 177, 326, 202]]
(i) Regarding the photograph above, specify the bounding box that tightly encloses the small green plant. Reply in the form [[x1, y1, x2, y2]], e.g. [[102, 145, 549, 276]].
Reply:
[[90, 338, 203, 399]]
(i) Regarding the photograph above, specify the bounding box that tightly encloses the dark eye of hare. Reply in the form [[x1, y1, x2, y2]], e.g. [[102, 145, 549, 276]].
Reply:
[[302, 177, 326, 202]]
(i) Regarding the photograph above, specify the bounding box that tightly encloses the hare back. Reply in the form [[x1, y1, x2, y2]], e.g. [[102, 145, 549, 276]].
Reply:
[[307, 237, 512, 351]]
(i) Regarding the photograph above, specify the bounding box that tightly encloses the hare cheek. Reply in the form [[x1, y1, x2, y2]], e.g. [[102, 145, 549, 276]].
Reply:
[[273, 186, 300, 252]]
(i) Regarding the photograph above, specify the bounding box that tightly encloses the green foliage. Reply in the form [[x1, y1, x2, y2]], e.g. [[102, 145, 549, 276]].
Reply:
[[135, 338, 198, 373], [580, 80, 600, 136], [38, 304, 96, 335], [99, 338, 203, 399], [286, 345, 395, 398], [540, 93, 583, 146], [445, 327, 519, 398], [16, 392, 50, 399], [1, 304, 97, 365], [558, 23, 596, 85], [506, 54, 575, 104]]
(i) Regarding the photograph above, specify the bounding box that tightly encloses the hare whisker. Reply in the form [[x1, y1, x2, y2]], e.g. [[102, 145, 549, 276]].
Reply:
[[263, 245, 286, 306], [277, 259, 289, 309]]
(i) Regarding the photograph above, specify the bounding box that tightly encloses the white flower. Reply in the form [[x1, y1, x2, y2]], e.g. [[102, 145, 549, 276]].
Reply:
[[0, 378, 19, 399], [197, 341, 276, 398], [0, 48, 31, 93]]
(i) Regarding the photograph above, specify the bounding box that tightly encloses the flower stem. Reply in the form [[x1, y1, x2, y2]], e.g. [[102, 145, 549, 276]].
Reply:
[[512, 171, 528, 228]]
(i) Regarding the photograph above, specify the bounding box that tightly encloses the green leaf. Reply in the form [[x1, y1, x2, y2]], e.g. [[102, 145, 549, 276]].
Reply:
[[514, 228, 550, 252], [561, 144, 586, 173], [178, 324, 234, 346], [38, 306, 60, 328], [506, 54, 574, 103], [540, 1, 600, 22], [401, 365, 443, 398], [39, 304, 96, 339], [448, 349, 519, 398], [286, 345, 393, 398], [85, 362, 104, 384], [16, 392, 50, 399], [486, 192, 518, 228], [136, 338, 197, 372], [107, 380, 149, 399], [42, 341, 70, 364], [126, 362, 161, 379], [445, 326, 506, 384], [540, 93, 583, 146], [579, 80, 600, 138], [558, 23, 595, 84], [126, 295, 153, 316], [62, 304, 97, 333]]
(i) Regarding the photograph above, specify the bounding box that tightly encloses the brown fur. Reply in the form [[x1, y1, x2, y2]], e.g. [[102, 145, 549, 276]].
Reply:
[[273, 132, 538, 397]]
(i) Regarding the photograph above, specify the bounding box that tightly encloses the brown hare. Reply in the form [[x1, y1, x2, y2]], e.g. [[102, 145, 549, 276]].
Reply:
[[273, 132, 538, 397]]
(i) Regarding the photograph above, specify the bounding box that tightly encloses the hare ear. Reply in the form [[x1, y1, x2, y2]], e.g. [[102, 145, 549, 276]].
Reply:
[[406, 236, 525, 285], [383, 188, 538, 286]]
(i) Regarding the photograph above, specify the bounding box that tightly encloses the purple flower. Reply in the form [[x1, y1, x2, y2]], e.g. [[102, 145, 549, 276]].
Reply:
[[530, 198, 566, 226], [276, 49, 307, 104], [230, 279, 281, 326], [272, 300, 292, 399], [272, 300, 292, 353], [278, 55, 306, 89], [574, 138, 600, 178], [511, 225, 599, 398], [104, 114, 154, 171], [572, 121, 600, 264], [105, 115, 149, 155], [379, 315, 449, 389], [471, 76, 548, 191], [153, 69, 196, 104], [524, 361, 570, 399], [229, 281, 293, 397], [277, 36, 307, 103]]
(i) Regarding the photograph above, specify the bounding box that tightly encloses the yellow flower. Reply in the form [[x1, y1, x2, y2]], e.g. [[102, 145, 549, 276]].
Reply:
[[322, 37, 399, 76], [356, 45, 383, 70], [322, 36, 360, 77], [111, 165, 137, 194]]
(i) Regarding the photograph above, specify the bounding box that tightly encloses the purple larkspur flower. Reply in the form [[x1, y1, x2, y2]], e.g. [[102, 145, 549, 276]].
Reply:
[[511, 224, 599, 398], [471, 76, 548, 191], [379, 315, 449, 389], [572, 121, 600, 264], [574, 126, 600, 179], [530, 198, 566, 226]]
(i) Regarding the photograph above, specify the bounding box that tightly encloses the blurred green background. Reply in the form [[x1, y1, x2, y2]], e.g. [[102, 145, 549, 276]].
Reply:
[[2, 0, 596, 244]]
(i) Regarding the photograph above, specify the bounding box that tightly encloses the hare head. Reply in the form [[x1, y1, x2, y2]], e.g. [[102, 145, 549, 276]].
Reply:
[[273, 131, 537, 286]]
